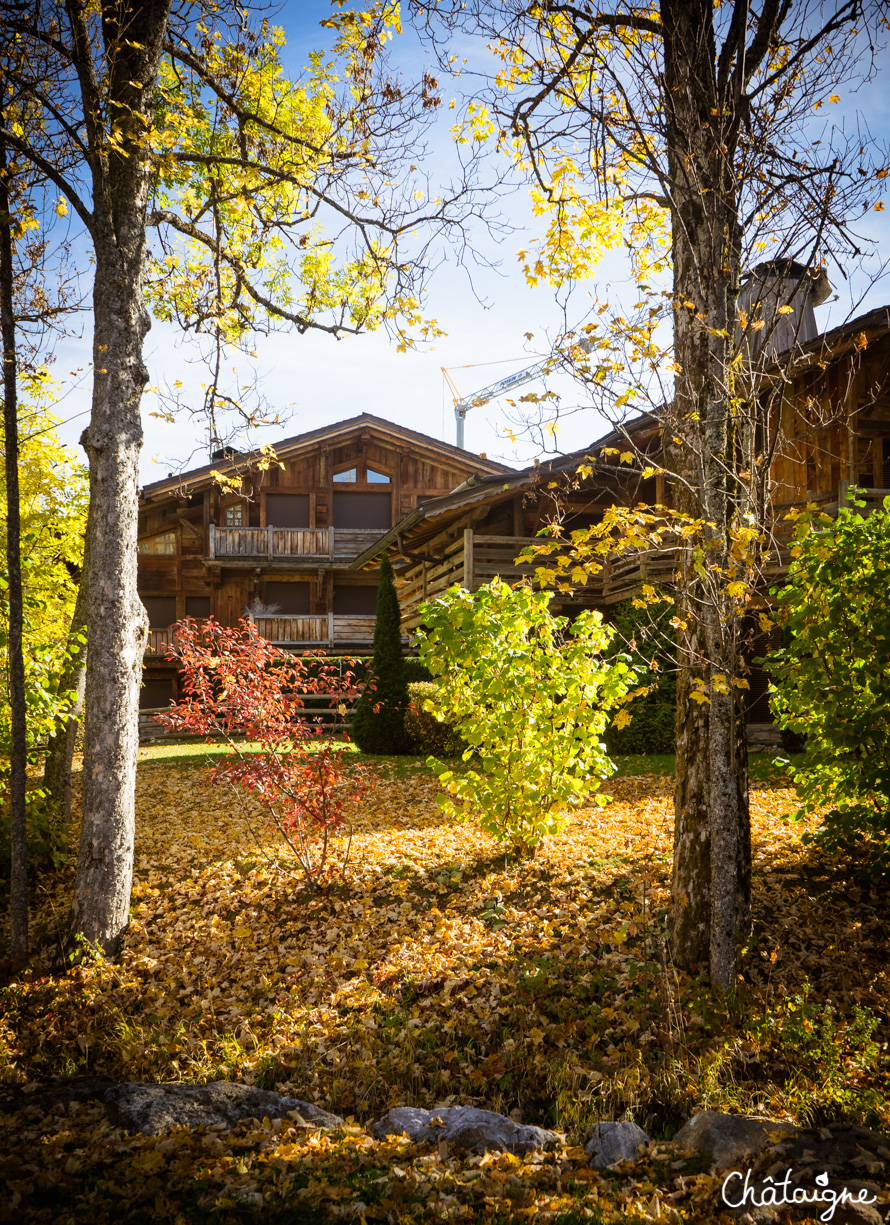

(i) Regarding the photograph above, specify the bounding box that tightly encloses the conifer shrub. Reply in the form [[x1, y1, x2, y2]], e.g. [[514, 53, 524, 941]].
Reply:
[[350, 553, 411, 754]]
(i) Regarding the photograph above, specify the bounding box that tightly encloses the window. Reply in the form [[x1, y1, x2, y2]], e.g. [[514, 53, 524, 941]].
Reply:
[[224, 503, 244, 526], [140, 677, 173, 709], [333, 584, 378, 615], [138, 531, 176, 554], [332, 491, 391, 528], [185, 596, 211, 619], [333, 467, 357, 483], [266, 493, 310, 528], [264, 582, 310, 615], [367, 467, 391, 484], [143, 596, 178, 628]]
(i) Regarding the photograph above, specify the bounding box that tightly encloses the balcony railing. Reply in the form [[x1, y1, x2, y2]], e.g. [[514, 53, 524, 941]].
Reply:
[[250, 613, 379, 646], [145, 628, 173, 656], [207, 524, 386, 563]]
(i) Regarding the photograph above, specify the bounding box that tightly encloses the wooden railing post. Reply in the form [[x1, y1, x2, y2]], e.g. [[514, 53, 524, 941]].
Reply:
[[328, 610, 334, 645], [463, 527, 474, 589], [208, 522, 216, 559], [268, 524, 274, 560], [329, 526, 335, 560]]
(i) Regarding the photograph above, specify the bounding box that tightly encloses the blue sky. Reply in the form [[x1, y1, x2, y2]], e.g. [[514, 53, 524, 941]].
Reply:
[[49, 2, 890, 482]]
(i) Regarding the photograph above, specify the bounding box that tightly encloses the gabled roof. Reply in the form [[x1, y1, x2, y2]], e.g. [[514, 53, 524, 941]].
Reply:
[[141, 412, 512, 499], [349, 414, 659, 568], [350, 301, 890, 569]]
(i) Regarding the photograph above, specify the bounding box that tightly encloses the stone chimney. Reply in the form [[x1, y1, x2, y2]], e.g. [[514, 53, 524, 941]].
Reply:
[[738, 259, 833, 360]]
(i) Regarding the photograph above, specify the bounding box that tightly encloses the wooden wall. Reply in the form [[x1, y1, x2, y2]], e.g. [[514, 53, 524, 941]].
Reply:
[[138, 426, 493, 631]]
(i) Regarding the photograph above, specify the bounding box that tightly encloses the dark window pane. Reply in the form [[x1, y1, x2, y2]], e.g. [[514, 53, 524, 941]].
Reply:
[[333, 584, 378, 615], [140, 678, 173, 709], [185, 596, 211, 619], [332, 491, 391, 528], [266, 493, 310, 528], [333, 467, 357, 483], [265, 581, 310, 614], [142, 596, 177, 628]]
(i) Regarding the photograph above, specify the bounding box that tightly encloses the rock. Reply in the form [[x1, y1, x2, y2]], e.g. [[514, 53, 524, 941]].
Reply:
[[673, 1110, 802, 1170], [104, 1081, 343, 1135], [585, 1120, 650, 1169], [370, 1105, 561, 1155], [0, 1077, 342, 1136]]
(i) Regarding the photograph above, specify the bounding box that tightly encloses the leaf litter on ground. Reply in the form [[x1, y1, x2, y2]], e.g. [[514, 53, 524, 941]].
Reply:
[[1, 748, 888, 1222]]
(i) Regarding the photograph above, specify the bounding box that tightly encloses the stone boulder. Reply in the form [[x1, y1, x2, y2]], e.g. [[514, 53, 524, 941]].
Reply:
[[672, 1114, 890, 1225], [104, 1080, 343, 1135], [370, 1105, 561, 1156], [585, 1120, 650, 1169], [673, 1110, 802, 1170], [0, 1077, 342, 1136]]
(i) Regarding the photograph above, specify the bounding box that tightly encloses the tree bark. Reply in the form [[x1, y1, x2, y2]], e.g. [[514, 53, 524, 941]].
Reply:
[[0, 128, 28, 960], [42, 533, 89, 822], [662, 0, 751, 987], [67, 0, 170, 956], [669, 604, 711, 967]]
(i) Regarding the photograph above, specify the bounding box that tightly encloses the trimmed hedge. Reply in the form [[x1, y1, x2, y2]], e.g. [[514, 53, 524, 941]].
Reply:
[[604, 702, 675, 755], [404, 682, 464, 755], [602, 598, 677, 755]]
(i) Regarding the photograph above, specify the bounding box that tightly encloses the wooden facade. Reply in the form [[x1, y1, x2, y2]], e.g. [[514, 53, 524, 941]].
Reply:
[[350, 306, 890, 731], [138, 414, 509, 708]]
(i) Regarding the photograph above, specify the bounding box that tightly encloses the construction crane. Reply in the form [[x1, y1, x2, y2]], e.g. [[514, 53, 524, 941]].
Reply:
[[442, 338, 593, 450]]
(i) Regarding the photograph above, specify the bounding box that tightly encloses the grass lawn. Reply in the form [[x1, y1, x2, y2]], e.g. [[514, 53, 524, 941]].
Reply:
[[0, 749, 887, 1222]]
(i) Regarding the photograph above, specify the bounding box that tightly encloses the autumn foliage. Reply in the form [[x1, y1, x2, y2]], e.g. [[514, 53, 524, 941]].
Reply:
[[159, 617, 369, 886]]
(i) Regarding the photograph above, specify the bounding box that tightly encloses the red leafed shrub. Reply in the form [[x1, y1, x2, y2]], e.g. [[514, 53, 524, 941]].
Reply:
[[158, 617, 369, 887]]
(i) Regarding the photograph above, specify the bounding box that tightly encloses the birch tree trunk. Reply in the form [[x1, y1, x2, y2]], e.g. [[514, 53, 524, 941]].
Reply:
[[67, 0, 170, 955]]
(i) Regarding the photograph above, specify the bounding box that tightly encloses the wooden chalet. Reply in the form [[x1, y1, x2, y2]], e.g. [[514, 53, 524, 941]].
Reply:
[[350, 304, 890, 735], [138, 413, 510, 708]]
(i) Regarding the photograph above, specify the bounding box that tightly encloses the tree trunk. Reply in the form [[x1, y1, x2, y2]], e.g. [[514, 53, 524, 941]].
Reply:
[[0, 129, 28, 960], [43, 534, 89, 822], [662, 0, 751, 986], [67, 0, 170, 956], [669, 600, 711, 967]]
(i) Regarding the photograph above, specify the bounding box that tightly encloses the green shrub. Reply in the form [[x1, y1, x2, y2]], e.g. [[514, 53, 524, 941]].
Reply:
[[0, 792, 69, 903], [417, 579, 634, 852], [403, 658, 432, 684], [404, 682, 464, 754], [768, 495, 890, 873]]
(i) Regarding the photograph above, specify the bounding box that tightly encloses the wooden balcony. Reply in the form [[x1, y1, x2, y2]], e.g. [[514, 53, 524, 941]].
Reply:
[[207, 525, 385, 565], [145, 628, 173, 656], [251, 613, 382, 646]]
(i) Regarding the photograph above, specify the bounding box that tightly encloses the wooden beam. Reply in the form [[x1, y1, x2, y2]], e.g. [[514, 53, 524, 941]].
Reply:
[[463, 528, 474, 590]]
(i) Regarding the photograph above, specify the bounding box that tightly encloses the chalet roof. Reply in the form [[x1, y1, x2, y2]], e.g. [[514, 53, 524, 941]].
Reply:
[[141, 411, 513, 499], [348, 417, 656, 569], [350, 301, 890, 570]]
